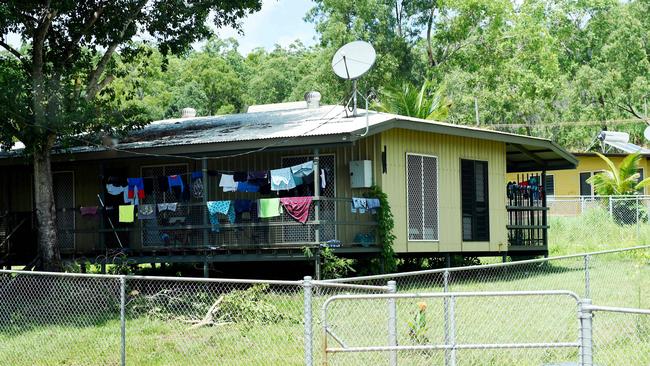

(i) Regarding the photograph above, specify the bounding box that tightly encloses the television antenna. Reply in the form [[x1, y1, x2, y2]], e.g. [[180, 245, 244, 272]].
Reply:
[[331, 41, 376, 122]]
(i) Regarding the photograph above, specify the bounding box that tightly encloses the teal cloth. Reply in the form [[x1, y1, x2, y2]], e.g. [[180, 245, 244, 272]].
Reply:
[[207, 200, 235, 232]]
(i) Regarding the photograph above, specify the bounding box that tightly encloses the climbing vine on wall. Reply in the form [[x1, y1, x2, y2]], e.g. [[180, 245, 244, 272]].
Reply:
[[366, 185, 397, 272]]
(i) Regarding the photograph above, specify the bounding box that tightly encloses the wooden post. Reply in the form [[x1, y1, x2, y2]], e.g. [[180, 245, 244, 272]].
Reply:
[[313, 149, 320, 245], [201, 159, 209, 247], [541, 170, 548, 249], [98, 162, 106, 252]]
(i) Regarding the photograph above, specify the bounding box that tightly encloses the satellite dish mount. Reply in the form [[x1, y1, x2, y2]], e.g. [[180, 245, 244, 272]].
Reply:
[[331, 41, 377, 118]]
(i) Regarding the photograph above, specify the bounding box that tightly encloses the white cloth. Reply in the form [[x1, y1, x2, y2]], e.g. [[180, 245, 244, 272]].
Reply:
[[106, 184, 126, 196], [157, 202, 178, 212], [321, 169, 326, 189], [219, 174, 238, 192], [106, 184, 138, 205]]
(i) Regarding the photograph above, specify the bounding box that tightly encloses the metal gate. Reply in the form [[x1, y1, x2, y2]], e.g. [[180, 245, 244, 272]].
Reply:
[[321, 291, 586, 366]]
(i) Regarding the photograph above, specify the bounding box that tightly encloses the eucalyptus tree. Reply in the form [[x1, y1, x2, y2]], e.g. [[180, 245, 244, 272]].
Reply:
[[0, 0, 261, 270]]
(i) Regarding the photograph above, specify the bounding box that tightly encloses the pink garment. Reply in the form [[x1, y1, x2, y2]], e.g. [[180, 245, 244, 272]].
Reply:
[[80, 206, 98, 216], [279, 197, 313, 224]]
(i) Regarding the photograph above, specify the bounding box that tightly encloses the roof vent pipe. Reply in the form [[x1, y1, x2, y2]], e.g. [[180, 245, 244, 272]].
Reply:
[[304, 91, 321, 109], [181, 107, 197, 118]]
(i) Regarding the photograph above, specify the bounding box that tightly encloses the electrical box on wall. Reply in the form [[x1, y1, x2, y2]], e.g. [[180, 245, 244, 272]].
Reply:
[[349, 160, 373, 188]]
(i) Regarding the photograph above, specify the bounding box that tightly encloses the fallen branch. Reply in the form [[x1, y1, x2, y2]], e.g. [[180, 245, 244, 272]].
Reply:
[[189, 295, 224, 329]]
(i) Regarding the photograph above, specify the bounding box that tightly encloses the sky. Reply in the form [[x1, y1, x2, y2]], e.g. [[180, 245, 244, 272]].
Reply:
[[210, 0, 318, 54], [5, 1, 319, 55]]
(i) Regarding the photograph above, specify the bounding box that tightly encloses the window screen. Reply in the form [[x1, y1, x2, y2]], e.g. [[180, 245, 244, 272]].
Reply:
[[407, 154, 438, 241], [544, 175, 555, 196], [637, 169, 645, 194], [579, 172, 592, 196], [461, 160, 489, 241]]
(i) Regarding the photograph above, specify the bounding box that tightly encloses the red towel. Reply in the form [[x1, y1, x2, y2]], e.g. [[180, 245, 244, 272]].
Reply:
[[280, 197, 313, 224]]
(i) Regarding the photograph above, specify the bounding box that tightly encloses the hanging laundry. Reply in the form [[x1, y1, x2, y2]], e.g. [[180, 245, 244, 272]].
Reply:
[[127, 178, 145, 199], [219, 174, 238, 192], [236, 181, 260, 193], [234, 199, 253, 213], [168, 175, 185, 194], [351, 197, 368, 214], [138, 204, 156, 220], [119, 205, 135, 223], [206, 200, 235, 232], [247, 171, 268, 182], [280, 197, 313, 224], [80, 206, 98, 217], [107, 176, 127, 186], [258, 198, 283, 218], [270, 167, 296, 191], [157, 176, 169, 192], [321, 169, 327, 189], [303, 171, 315, 186], [290, 161, 313, 186], [143, 177, 154, 195], [191, 171, 204, 199], [290, 161, 314, 183], [233, 171, 248, 182], [157, 202, 178, 212], [123, 188, 139, 206], [366, 198, 381, 214], [234, 199, 253, 222], [106, 184, 127, 196], [258, 181, 272, 194]]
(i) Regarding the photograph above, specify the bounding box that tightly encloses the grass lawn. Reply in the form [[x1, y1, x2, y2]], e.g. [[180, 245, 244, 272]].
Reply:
[[1, 213, 649, 365]]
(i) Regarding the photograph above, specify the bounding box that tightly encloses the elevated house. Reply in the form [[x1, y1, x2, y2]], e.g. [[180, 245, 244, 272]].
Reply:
[[0, 100, 576, 275]]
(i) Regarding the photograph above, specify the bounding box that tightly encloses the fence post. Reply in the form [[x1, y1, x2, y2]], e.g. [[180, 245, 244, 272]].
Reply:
[[387, 280, 397, 366], [443, 270, 456, 366], [634, 196, 641, 239], [303, 276, 313, 366], [579, 299, 593, 366], [120, 275, 126, 366], [449, 295, 457, 366], [609, 198, 613, 218], [584, 255, 591, 299]]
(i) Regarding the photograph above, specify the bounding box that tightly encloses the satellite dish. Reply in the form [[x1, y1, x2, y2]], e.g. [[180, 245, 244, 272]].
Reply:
[[644, 126, 650, 141], [331, 41, 376, 80]]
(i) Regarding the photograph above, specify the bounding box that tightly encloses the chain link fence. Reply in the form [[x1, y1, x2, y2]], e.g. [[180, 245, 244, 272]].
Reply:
[[548, 195, 650, 254], [1, 245, 649, 365]]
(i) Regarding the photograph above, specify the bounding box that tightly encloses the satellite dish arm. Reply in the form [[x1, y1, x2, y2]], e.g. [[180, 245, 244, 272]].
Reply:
[[358, 91, 370, 137]]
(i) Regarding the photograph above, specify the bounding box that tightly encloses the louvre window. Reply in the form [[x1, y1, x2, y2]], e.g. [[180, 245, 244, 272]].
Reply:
[[461, 159, 489, 241], [407, 154, 439, 241], [544, 175, 555, 196]]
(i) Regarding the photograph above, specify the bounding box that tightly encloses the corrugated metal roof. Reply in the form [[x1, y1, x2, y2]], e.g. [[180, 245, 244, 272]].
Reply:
[[0, 104, 578, 172], [116, 105, 388, 150]]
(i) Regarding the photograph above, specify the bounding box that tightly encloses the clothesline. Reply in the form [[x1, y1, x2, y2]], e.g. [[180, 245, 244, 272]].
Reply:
[[98, 160, 328, 181], [104, 160, 329, 205]]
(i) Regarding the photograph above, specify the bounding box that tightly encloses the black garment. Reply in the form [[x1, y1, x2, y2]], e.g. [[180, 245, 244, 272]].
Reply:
[[143, 177, 154, 195], [107, 176, 127, 186], [157, 176, 169, 192], [233, 171, 248, 182], [258, 182, 272, 195]]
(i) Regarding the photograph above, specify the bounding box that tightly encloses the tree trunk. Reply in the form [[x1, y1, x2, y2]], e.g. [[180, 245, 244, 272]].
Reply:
[[33, 140, 62, 271]]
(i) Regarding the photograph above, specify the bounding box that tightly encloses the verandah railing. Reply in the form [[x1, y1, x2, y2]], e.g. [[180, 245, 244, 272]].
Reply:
[[1, 197, 379, 255]]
